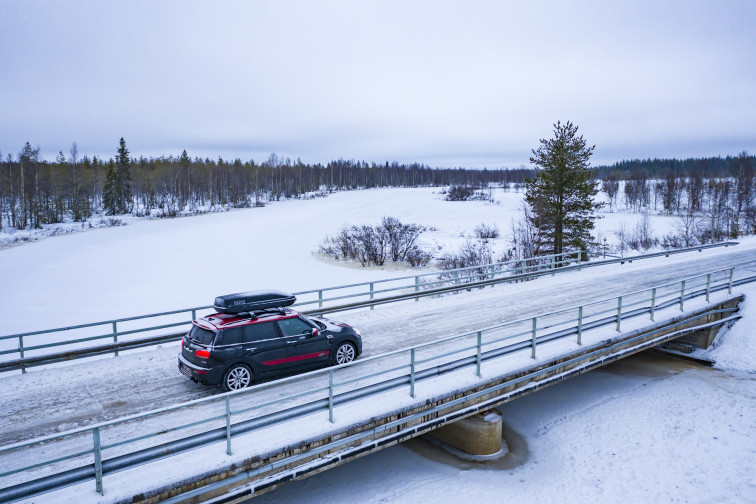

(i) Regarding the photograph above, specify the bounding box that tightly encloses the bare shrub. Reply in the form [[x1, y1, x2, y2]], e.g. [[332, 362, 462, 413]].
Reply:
[[509, 203, 540, 260], [445, 185, 475, 201], [628, 213, 659, 251], [407, 247, 433, 267], [674, 211, 699, 247], [437, 240, 494, 284], [473, 223, 500, 240], [319, 217, 431, 267], [443, 185, 495, 203], [661, 233, 683, 250], [614, 222, 629, 257]]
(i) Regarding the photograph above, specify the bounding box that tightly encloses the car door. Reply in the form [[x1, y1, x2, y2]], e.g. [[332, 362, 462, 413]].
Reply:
[[212, 327, 243, 366], [242, 321, 291, 375], [276, 316, 331, 369]]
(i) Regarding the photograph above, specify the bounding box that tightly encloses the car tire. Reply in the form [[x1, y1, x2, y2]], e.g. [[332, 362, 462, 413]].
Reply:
[[222, 364, 253, 391], [332, 342, 357, 365]]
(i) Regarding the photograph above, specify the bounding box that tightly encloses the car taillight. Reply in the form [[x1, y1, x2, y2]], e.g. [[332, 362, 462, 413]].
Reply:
[[196, 349, 210, 359]]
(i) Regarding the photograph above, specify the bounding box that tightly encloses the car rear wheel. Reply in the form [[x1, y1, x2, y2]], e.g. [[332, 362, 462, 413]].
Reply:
[[332, 342, 356, 365], [222, 364, 252, 391]]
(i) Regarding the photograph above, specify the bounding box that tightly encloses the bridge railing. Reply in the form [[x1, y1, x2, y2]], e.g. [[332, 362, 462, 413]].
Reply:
[[0, 251, 582, 370], [0, 241, 738, 373], [0, 266, 744, 501]]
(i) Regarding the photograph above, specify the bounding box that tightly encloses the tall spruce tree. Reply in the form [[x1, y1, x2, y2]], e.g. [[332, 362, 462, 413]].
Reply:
[[102, 162, 120, 215], [115, 137, 132, 213], [525, 121, 602, 256]]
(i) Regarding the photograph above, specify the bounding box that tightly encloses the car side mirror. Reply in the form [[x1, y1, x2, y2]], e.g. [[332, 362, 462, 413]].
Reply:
[[311, 328, 319, 337]]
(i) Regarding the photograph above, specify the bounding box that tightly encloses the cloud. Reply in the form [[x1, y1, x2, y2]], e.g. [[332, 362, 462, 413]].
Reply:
[[1, 0, 754, 166]]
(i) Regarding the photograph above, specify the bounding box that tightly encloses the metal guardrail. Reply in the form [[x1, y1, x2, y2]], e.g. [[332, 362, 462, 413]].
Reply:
[[0, 266, 748, 502], [0, 242, 739, 373], [0, 250, 582, 372]]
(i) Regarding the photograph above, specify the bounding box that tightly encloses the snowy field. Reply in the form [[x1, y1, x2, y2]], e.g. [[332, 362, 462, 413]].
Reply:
[[0, 187, 754, 503], [0, 186, 681, 335]]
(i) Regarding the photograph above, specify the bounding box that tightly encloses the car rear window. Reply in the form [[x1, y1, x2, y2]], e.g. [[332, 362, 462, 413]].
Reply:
[[188, 325, 217, 345], [244, 322, 278, 342]]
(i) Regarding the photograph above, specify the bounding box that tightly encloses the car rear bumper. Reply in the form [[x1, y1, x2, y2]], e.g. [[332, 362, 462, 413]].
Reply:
[[178, 353, 218, 385]]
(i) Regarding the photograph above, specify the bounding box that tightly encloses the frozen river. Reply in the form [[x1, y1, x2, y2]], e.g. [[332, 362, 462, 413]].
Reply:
[[255, 351, 756, 504]]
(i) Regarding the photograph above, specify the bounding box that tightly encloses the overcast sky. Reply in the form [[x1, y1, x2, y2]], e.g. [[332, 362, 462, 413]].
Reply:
[[1, 0, 754, 167]]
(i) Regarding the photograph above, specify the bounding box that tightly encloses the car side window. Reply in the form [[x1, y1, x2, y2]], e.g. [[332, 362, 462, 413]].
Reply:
[[244, 322, 278, 343], [218, 327, 243, 346], [277, 317, 313, 337]]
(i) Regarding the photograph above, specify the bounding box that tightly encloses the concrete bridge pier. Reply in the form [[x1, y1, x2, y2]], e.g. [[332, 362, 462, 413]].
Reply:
[[429, 409, 506, 458]]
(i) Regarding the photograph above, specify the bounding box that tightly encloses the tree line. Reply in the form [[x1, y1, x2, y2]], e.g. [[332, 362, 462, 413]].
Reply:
[[0, 139, 531, 230], [594, 153, 756, 179], [1, 137, 753, 244], [602, 158, 756, 243]]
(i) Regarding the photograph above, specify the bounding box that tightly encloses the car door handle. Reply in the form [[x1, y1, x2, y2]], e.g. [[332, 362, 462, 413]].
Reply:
[[286, 341, 298, 344], [244, 348, 257, 353]]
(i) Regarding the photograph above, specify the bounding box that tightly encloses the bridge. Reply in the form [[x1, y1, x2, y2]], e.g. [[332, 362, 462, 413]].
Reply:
[[0, 244, 754, 503]]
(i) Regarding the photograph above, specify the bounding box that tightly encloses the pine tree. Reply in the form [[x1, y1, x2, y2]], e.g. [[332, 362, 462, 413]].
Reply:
[[116, 137, 132, 213], [525, 121, 602, 256], [102, 162, 120, 215]]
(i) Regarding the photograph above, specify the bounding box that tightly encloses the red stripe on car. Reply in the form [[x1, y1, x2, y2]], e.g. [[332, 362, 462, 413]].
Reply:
[[262, 350, 331, 366]]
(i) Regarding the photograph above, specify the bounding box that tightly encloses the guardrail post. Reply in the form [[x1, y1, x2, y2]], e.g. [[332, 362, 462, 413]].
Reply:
[[476, 331, 482, 376], [410, 348, 416, 398], [93, 427, 103, 495], [519, 260, 525, 278], [490, 265, 495, 287], [415, 276, 420, 302], [577, 306, 583, 345], [454, 270, 459, 286], [728, 268, 734, 294], [191, 308, 197, 321], [616, 296, 622, 331], [369, 282, 374, 310], [551, 255, 555, 276], [18, 336, 26, 374], [680, 280, 685, 311], [577, 251, 582, 270], [112, 321, 119, 357], [531, 317, 537, 359], [650, 288, 656, 321], [225, 395, 232, 455], [318, 290, 323, 309], [328, 369, 334, 423], [706, 274, 711, 302]]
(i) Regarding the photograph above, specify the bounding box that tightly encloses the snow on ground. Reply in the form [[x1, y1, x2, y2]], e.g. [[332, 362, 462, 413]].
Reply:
[[9, 282, 755, 504], [253, 293, 756, 504], [703, 292, 756, 374], [0, 186, 730, 336], [255, 352, 755, 504], [1, 187, 754, 503]]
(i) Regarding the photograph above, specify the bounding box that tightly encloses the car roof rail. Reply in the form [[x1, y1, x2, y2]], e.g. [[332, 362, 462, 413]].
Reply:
[[235, 307, 289, 320]]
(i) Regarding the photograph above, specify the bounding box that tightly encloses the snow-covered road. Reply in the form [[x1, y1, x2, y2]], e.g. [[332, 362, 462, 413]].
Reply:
[[2, 244, 754, 450]]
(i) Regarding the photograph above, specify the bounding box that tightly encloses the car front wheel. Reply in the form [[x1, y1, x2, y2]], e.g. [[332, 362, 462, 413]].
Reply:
[[222, 364, 252, 391], [332, 342, 356, 365]]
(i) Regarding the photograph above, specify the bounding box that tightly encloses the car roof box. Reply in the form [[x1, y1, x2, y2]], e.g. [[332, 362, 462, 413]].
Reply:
[[214, 290, 296, 314]]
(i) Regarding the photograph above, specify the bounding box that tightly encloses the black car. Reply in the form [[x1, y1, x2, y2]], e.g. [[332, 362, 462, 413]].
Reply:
[[178, 290, 363, 391]]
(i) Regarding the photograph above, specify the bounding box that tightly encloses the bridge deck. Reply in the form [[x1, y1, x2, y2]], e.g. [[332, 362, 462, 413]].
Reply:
[[0, 246, 755, 503]]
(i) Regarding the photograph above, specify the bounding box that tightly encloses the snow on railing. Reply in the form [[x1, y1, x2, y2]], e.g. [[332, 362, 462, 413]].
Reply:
[[0, 242, 738, 373], [0, 266, 746, 501]]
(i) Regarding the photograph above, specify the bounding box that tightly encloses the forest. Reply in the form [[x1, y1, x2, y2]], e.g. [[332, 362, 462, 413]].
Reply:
[[0, 140, 533, 230], [0, 139, 753, 247]]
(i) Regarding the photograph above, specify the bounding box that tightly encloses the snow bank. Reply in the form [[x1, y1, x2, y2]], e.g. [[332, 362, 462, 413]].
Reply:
[[703, 283, 756, 373]]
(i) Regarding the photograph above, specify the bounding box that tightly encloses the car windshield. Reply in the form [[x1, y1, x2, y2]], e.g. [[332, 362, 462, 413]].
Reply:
[[301, 315, 326, 330], [188, 325, 217, 345]]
